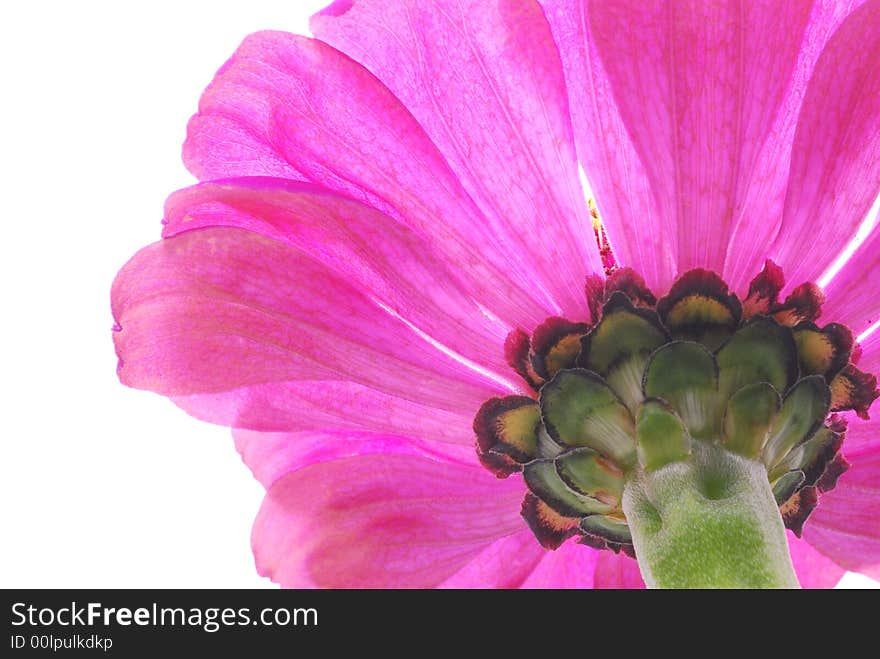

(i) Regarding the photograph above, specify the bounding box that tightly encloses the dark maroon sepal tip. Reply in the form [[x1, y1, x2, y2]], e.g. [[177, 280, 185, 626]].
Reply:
[[808, 322, 854, 380], [832, 364, 879, 420], [850, 342, 864, 365], [602, 289, 638, 315], [521, 493, 578, 550], [531, 317, 590, 356], [822, 323, 855, 355], [530, 316, 590, 379], [585, 274, 606, 324], [826, 413, 848, 434], [802, 431, 844, 488], [603, 291, 668, 329], [656, 268, 743, 325], [743, 259, 785, 317], [504, 328, 540, 390], [780, 486, 819, 538], [817, 454, 850, 493], [577, 532, 635, 558], [476, 449, 521, 479], [772, 282, 825, 326], [473, 395, 536, 454], [605, 267, 657, 308]]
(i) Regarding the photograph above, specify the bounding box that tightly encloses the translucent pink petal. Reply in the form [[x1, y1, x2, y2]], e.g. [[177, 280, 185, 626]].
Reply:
[[821, 227, 880, 338], [840, 415, 880, 456], [786, 531, 845, 588], [770, 0, 880, 287], [723, 0, 866, 289], [251, 451, 525, 588], [862, 330, 880, 368], [312, 0, 602, 319], [184, 31, 586, 325], [439, 530, 546, 588], [163, 178, 518, 378], [540, 0, 673, 293], [519, 539, 599, 588], [804, 446, 880, 580], [111, 227, 507, 411], [593, 552, 645, 589], [234, 428, 477, 490], [175, 380, 474, 444], [442, 532, 613, 589], [587, 1, 818, 285]]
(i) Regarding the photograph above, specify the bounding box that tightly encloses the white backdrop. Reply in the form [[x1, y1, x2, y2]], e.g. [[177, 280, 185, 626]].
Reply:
[[1, 0, 875, 588]]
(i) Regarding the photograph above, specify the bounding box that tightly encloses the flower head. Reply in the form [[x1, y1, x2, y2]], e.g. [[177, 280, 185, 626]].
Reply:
[[112, 0, 880, 587]]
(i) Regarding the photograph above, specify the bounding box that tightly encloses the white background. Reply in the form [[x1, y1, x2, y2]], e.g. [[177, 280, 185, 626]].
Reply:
[[0, 0, 876, 588]]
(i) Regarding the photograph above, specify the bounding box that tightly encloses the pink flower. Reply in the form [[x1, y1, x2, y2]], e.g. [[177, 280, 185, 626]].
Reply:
[[111, 0, 880, 588]]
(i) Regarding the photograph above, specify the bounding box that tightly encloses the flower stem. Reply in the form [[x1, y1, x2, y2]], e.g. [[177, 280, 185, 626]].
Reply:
[[622, 442, 799, 588]]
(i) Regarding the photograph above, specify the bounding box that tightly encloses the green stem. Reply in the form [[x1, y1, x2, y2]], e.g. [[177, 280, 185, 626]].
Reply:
[[622, 442, 799, 588]]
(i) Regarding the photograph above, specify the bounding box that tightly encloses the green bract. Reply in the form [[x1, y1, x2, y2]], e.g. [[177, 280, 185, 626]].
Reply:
[[473, 265, 873, 572]]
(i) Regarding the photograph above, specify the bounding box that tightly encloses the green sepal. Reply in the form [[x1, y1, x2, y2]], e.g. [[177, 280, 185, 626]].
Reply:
[[636, 398, 691, 471], [530, 317, 590, 380], [722, 382, 781, 458], [556, 447, 625, 505], [473, 396, 542, 476], [578, 514, 633, 545], [779, 485, 820, 537], [605, 354, 651, 417], [579, 293, 668, 412], [642, 341, 718, 438], [716, 316, 798, 398], [536, 426, 565, 459], [768, 426, 840, 484], [523, 459, 614, 517], [579, 292, 669, 375], [771, 470, 806, 505], [655, 269, 742, 350], [792, 322, 853, 381], [540, 369, 636, 468], [763, 375, 830, 469], [520, 493, 579, 549]]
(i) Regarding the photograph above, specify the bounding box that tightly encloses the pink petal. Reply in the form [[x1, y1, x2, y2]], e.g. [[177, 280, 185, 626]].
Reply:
[[593, 552, 645, 589], [234, 428, 477, 490], [540, 0, 673, 293], [184, 31, 589, 325], [787, 531, 845, 588], [251, 451, 526, 588], [821, 227, 880, 338], [175, 380, 474, 444], [111, 227, 507, 411], [439, 530, 547, 588], [804, 445, 880, 580], [163, 179, 517, 378], [312, 0, 602, 319], [862, 330, 880, 370], [723, 0, 866, 289], [840, 415, 880, 456], [519, 538, 599, 588], [587, 1, 819, 287], [442, 532, 618, 589], [770, 0, 880, 288]]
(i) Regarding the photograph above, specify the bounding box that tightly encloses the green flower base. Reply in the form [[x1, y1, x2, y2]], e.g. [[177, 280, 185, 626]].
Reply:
[[623, 442, 799, 588]]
